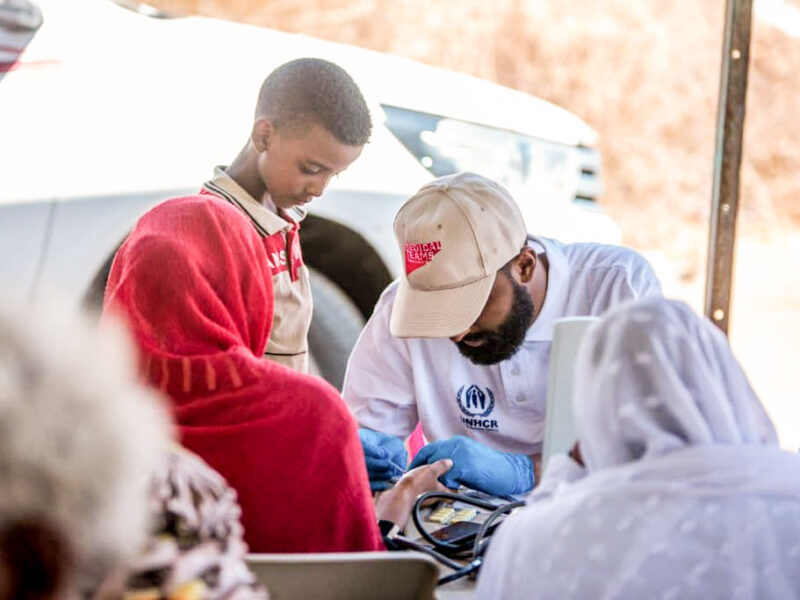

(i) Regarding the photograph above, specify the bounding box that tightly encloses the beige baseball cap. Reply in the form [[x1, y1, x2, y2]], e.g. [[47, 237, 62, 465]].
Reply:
[[390, 172, 527, 338]]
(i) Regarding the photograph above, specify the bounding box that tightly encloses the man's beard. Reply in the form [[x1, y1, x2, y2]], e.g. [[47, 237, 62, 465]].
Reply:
[[456, 275, 535, 365]]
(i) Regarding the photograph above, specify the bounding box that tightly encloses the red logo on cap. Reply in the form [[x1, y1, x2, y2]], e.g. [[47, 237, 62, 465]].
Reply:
[[405, 241, 442, 275]]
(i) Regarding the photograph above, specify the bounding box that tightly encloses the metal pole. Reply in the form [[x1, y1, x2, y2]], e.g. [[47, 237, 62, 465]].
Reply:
[[705, 0, 753, 335]]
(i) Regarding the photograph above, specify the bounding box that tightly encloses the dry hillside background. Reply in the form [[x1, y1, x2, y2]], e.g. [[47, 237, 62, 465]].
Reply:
[[151, 0, 800, 447]]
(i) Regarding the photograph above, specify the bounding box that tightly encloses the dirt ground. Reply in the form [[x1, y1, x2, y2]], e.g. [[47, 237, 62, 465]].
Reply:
[[664, 225, 800, 450], [149, 0, 800, 449], [727, 228, 800, 449]]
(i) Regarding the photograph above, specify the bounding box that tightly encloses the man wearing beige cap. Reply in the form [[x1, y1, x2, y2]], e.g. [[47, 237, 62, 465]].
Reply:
[[343, 172, 662, 496]]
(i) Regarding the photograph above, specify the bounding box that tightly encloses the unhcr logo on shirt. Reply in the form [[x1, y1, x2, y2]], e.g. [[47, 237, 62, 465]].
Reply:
[[456, 384, 498, 431]]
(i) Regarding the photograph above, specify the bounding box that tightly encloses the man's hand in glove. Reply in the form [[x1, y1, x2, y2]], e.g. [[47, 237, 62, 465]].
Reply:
[[408, 435, 534, 496], [358, 428, 408, 492]]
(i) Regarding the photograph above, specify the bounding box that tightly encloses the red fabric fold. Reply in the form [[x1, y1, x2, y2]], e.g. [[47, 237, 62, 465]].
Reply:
[[104, 196, 383, 553]]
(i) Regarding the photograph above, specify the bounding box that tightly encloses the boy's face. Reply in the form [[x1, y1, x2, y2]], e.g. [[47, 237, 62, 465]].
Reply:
[[255, 120, 363, 211]]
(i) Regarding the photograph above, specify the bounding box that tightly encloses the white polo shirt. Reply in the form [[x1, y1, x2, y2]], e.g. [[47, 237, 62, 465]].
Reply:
[[202, 168, 313, 373], [342, 236, 662, 454]]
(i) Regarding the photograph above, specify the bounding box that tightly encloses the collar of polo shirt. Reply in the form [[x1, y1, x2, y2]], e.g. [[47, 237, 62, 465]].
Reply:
[[205, 166, 306, 237], [524, 236, 570, 343]]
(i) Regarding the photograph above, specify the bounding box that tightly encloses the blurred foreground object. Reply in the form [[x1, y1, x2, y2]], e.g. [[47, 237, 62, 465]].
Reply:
[[0, 301, 171, 598]]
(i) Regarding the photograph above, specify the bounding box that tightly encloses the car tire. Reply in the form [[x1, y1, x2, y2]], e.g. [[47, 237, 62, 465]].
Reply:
[[307, 268, 366, 390]]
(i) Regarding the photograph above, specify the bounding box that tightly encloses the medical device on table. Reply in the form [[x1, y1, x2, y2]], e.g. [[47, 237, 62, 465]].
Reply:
[[541, 316, 599, 473], [389, 489, 523, 586]]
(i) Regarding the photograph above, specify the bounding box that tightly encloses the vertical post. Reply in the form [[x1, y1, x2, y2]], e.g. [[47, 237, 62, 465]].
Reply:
[[705, 0, 753, 335]]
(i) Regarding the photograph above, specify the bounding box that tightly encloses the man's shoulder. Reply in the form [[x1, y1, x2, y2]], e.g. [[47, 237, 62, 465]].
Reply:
[[558, 240, 652, 273], [551, 240, 661, 300]]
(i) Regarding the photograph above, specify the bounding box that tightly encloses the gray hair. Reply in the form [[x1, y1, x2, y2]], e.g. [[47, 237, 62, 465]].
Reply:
[[0, 301, 172, 589]]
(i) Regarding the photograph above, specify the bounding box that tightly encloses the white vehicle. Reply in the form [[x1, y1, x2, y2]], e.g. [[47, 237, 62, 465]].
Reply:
[[0, 0, 620, 387]]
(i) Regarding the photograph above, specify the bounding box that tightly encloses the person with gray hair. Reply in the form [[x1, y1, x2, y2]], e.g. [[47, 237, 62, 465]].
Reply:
[[0, 303, 171, 599], [477, 298, 800, 599], [0, 304, 266, 600]]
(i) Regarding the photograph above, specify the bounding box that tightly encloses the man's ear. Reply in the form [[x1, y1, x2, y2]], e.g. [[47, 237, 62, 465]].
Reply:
[[516, 247, 537, 284], [251, 118, 275, 153]]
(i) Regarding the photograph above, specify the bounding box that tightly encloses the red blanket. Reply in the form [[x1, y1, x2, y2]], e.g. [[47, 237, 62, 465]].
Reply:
[[104, 196, 383, 553]]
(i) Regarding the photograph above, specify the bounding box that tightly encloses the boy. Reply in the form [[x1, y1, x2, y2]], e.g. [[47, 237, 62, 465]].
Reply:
[[114, 58, 371, 372]]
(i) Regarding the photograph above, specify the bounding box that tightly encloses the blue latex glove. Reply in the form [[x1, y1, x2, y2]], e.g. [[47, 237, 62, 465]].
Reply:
[[358, 428, 408, 492], [408, 435, 534, 496]]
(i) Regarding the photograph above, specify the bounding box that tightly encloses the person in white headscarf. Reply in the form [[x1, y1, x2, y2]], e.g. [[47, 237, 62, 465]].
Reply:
[[476, 297, 800, 600]]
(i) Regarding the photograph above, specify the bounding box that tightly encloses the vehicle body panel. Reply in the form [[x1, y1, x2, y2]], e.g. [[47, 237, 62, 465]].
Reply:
[[1, 0, 620, 309]]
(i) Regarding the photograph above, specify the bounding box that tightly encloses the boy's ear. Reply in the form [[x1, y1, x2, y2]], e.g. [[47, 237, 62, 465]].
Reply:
[[252, 118, 275, 152]]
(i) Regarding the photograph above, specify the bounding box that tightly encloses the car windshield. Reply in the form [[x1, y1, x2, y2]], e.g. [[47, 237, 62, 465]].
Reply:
[[381, 104, 592, 205]]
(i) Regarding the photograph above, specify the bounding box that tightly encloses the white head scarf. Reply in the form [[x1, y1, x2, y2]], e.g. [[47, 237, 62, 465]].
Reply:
[[477, 298, 800, 600], [576, 297, 777, 469]]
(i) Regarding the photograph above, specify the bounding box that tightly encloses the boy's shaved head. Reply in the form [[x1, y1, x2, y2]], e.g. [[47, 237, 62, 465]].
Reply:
[[256, 58, 372, 146]]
